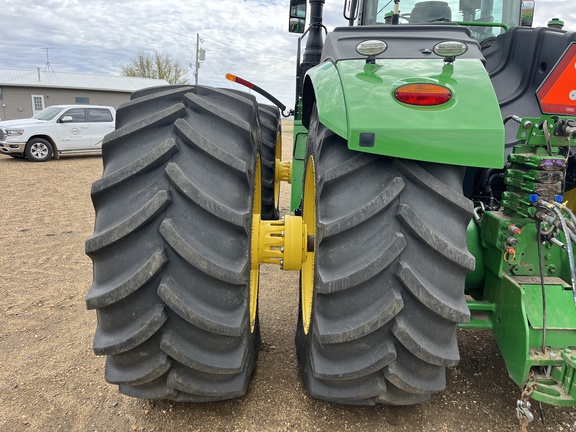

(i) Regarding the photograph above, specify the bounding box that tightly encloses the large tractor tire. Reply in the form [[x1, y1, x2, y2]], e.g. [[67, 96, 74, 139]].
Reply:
[[296, 106, 474, 405], [258, 103, 281, 220], [85, 85, 261, 401]]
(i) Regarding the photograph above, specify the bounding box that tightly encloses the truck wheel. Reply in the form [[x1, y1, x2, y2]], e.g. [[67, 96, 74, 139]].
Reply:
[[258, 104, 281, 220], [86, 85, 261, 401], [296, 106, 474, 405], [25, 138, 53, 162]]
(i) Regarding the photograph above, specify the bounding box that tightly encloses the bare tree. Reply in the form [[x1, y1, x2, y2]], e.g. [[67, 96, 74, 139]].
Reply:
[[121, 51, 189, 85]]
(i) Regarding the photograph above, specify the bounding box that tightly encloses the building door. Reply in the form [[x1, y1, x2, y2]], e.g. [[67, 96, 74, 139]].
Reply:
[[31, 95, 45, 116]]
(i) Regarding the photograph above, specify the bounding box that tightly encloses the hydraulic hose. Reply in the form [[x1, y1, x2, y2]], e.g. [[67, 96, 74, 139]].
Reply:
[[536, 220, 547, 352], [541, 201, 576, 306]]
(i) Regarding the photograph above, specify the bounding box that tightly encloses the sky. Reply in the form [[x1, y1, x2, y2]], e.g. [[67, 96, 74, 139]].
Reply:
[[1, 0, 574, 110]]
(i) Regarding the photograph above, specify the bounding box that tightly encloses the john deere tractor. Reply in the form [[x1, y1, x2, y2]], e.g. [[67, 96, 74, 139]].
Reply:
[[86, 0, 576, 421]]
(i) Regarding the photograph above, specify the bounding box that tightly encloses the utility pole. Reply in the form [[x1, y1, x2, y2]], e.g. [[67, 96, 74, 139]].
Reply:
[[194, 33, 205, 85]]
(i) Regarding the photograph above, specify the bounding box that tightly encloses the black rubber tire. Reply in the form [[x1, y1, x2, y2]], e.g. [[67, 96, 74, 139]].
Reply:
[[296, 106, 474, 405], [258, 103, 281, 220], [86, 85, 261, 401], [25, 138, 53, 162]]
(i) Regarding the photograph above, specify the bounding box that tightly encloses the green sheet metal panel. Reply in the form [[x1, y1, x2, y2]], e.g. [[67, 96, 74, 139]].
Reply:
[[308, 58, 505, 168], [523, 283, 576, 330]]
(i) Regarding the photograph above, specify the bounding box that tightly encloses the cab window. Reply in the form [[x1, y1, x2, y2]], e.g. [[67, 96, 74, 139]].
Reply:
[[61, 108, 87, 123], [88, 108, 113, 122]]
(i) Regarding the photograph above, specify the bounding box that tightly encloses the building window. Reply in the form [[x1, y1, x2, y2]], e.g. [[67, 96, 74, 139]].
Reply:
[[0, 87, 3, 100], [75, 97, 90, 104]]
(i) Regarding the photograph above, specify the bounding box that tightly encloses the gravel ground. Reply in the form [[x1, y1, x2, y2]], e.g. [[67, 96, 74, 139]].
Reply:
[[0, 123, 575, 431]]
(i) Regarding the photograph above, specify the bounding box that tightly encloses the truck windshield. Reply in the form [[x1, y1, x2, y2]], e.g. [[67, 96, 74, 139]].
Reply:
[[32, 106, 63, 121], [364, 0, 521, 42]]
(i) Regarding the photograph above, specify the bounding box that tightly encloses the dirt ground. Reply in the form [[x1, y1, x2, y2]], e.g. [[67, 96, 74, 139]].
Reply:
[[1, 122, 576, 432]]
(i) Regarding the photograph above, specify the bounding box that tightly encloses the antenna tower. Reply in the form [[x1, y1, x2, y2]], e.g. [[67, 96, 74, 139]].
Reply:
[[40, 47, 56, 72]]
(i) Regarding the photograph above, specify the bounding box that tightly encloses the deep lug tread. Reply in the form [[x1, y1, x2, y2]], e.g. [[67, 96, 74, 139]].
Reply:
[[317, 233, 406, 294], [105, 104, 187, 144], [86, 250, 168, 309], [384, 345, 446, 394], [92, 138, 178, 195], [258, 103, 281, 220], [160, 219, 244, 284], [93, 303, 168, 355], [321, 176, 405, 236], [392, 314, 460, 367], [161, 328, 247, 374], [104, 333, 172, 385], [314, 286, 403, 344], [375, 382, 430, 406], [185, 93, 252, 136], [167, 362, 249, 398], [322, 152, 377, 184], [296, 106, 473, 405], [120, 376, 179, 400], [86, 190, 171, 254], [394, 159, 473, 214], [165, 162, 246, 227], [396, 262, 470, 323], [174, 118, 249, 175], [396, 204, 475, 271], [306, 369, 388, 404], [157, 277, 245, 336], [311, 329, 396, 380], [87, 85, 260, 401]]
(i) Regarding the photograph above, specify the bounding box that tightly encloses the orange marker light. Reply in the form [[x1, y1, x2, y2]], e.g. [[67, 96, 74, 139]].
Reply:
[[226, 73, 255, 89], [394, 84, 452, 106]]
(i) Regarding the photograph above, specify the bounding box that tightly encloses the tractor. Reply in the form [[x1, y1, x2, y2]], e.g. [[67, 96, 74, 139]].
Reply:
[[85, 0, 576, 425]]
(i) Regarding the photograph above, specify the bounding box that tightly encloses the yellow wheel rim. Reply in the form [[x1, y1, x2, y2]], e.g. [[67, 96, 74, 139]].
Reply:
[[273, 131, 282, 211], [301, 157, 316, 334], [565, 187, 576, 213], [249, 156, 262, 333]]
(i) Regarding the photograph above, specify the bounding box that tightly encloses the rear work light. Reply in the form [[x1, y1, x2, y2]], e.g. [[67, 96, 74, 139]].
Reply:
[[394, 84, 452, 106]]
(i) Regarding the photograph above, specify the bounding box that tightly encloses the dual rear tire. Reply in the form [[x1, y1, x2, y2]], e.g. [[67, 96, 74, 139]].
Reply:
[[295, 106, 474, 404], [86, 87, 473, 404], [86, 86, 262, 400]]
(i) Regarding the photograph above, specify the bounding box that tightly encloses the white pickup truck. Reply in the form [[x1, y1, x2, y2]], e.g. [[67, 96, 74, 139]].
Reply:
[[0, 104, 116, 162]]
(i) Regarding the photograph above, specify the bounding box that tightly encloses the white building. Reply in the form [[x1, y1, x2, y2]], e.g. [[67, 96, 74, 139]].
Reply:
[[0, 68, 169, 120]]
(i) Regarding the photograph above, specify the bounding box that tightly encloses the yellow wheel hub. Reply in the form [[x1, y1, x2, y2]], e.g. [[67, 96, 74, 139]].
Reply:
[[275, 132, 292, 190], [250, 154, 314, 333]]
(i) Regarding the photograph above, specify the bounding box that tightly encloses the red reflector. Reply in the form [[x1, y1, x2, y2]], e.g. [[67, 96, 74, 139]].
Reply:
[[394, 84, 452, 106], [536, 43, 576, 115]]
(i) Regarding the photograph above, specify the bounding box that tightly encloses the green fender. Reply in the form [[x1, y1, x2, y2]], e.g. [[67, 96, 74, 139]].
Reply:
[[302, 58, 505, 169]]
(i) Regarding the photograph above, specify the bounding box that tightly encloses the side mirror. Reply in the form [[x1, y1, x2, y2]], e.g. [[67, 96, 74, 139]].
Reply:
[[60, 115, 73, 123], [521, 0, 535, 27], [289, 0, 306, 33]]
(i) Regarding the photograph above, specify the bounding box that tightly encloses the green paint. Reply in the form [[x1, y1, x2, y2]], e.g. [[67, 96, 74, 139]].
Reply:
[[307, 58, 504, 168], [290, 120, 308, 211], [469, 206, 576, 405]]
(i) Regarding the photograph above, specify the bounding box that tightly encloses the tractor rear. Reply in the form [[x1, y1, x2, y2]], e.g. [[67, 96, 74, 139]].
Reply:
[[85, 0, 576, 422]]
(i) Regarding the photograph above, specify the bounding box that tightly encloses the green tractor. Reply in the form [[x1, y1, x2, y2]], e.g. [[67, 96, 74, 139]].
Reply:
[[86, 0, 576, 422]]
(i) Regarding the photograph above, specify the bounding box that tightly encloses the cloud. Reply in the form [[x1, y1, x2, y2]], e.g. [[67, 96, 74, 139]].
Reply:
[[1, 0, 575, 110]]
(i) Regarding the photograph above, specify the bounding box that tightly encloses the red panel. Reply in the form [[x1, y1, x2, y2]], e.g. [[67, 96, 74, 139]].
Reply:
[[537, 43, 576, 115]]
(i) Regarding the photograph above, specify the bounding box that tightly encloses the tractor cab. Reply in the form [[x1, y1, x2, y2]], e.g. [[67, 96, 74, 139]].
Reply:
[[358, 0, 532, 43], [290, 0, 535, 44]]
